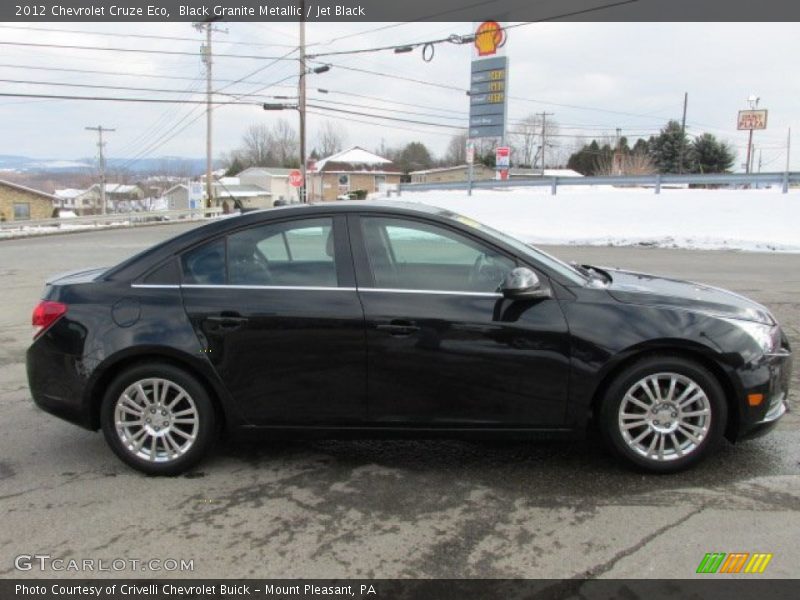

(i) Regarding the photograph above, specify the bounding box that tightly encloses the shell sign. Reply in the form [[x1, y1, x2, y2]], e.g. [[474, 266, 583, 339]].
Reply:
[[474, 21, 506, 56]]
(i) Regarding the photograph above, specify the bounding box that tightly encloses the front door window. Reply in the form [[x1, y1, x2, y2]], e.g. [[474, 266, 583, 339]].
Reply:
[[360, 217, 515, 293]]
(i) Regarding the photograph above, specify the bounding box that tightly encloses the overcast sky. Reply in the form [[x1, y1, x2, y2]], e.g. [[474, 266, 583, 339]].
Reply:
[[0, 21, 798, 171]]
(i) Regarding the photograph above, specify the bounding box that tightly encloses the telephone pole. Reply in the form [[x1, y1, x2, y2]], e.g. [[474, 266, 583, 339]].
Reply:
[[538, 112, 554, 173], [85, 125, 115, 215], [299, 6, 307, 203], [678, 92, 688, 174], [194, 22, 226, 208]]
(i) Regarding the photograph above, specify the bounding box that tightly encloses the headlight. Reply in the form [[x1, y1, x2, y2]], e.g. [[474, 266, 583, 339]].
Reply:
[[722, 318, 780, 353]]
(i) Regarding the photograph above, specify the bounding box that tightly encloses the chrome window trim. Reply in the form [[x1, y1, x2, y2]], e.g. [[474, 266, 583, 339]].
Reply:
[[181, 284, 357, 292], [132, 283, 502, 297], [359, 287, 503, 298]]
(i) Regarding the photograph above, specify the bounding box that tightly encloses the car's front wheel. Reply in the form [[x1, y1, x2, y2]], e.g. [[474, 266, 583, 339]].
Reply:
[[101, 363, 216, 475], [600, 356, 728, 473]]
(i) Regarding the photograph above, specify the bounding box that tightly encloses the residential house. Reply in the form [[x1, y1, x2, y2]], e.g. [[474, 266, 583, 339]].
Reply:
[[53, 188, 86, 212], [0, 179, 57, 222], [409, 165, 584, 183], [162, 184, 190, 211], [212, 179, 272, 209], [75, 183, 145, 214], [410, 164, 495, 183], [237, 167, 299, 204], [308, 146, 402, 202]]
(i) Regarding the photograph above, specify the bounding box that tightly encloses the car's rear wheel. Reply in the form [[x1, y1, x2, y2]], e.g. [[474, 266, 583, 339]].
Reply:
[[101, 363, 216, 475], [600, 356, 727, 473]]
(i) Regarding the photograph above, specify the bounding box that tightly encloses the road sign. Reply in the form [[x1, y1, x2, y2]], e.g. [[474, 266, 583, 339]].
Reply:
[[495, 146, 510, 168], [469, 55, 508, 140], [466, 141, 475, 165], [288, 169, 303, 187], [738, 110, 768, 130]]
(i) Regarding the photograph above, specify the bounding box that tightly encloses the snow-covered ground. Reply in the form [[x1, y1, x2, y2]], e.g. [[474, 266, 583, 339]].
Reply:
[[393, 187, 800, 253]]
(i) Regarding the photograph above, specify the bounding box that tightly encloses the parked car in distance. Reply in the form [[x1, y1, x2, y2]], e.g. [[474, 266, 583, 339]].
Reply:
[[27, 202, 792, 475]]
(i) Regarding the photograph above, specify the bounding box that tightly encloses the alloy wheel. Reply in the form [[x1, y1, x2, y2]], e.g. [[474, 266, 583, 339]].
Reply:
[[113, 378, 199, 463], [617, 372, 711, 462]]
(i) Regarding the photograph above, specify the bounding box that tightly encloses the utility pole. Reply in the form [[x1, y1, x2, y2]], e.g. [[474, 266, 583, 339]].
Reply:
[[299, 5, 307, 203], [678, 92, 688, 174], [194, 22, 226, 209], [85, 125, 115, 215], [538, 112, 554, 173], [787, 128, 792, 173]]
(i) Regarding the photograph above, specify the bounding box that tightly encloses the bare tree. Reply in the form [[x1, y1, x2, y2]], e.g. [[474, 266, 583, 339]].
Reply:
[[240, 124, 275, 167], [594, 149, 656, 176], [444, 132, 468, 165], [511, 114, 560, 168], [271, 118, 299, 167], [317, 121, 347, 157]]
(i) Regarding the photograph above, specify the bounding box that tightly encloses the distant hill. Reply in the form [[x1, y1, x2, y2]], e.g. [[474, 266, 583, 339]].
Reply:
[[0, 155, 211, 175]]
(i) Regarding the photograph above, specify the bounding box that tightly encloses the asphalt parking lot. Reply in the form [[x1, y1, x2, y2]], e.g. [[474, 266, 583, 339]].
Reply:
[[1, 222, 798, 579]]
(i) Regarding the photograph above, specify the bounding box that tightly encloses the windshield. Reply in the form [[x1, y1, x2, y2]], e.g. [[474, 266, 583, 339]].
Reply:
[[443, 212, 588, 285]]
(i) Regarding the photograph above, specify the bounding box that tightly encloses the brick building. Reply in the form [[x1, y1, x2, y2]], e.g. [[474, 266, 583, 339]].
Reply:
[[0, 179, 56, 222], [308, 147, 402, 202]]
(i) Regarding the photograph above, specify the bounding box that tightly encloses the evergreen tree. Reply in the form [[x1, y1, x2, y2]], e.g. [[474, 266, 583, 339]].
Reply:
[[224, 155, 245, 177], [691, 133, 735, 173], [649, 120, 693, 173], [398, 142, 434, 174], [567, 140, 601, 175]]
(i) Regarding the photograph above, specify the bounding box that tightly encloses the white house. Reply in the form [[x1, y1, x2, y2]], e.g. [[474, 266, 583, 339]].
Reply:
[[237, 167, 299, 204]]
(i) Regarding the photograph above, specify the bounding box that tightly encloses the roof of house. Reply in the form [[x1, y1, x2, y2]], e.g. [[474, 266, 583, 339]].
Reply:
[[314, 146, 400, 174], [54, 188, 86, 199], [0, 178, 56, 200], [212, 183, 271, 198], [409, 164, 491, 175], [84, 183, 140, 194], [237, 166, 295, 177], [162, 184, 189, 196]]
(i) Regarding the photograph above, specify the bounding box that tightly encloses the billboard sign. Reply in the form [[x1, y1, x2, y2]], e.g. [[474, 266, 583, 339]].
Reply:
[[469, 55, 508, 139], [737, 110, 768, 130]]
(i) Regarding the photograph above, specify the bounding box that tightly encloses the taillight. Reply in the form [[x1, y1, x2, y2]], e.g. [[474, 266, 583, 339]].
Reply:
[[32, 300, 68, 339]]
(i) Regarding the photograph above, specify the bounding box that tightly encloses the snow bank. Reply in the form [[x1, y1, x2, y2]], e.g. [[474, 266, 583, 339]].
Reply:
[[393, 187, 800, 253]]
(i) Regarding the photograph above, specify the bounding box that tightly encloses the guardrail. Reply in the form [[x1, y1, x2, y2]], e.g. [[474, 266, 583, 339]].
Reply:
[[0, 207, 225, 233], [398, 171, 800, 195]]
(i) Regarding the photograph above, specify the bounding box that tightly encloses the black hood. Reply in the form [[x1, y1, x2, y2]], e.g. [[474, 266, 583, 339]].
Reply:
[[600, 268, 775, 325]]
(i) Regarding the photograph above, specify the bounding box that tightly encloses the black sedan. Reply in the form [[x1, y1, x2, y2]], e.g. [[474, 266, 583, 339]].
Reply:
[[26, 202, 792, 475]]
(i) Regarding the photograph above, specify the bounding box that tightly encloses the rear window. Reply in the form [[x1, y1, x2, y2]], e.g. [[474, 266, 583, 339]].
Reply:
[[181, 239, 225, 285]]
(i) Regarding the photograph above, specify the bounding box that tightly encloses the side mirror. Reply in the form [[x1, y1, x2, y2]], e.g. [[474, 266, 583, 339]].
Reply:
[[501, 267, 551, 299]]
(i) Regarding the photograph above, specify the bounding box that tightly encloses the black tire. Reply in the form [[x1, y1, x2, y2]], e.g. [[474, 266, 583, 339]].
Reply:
[[600, 355, 727, 473], [101, 363, 217, 475]]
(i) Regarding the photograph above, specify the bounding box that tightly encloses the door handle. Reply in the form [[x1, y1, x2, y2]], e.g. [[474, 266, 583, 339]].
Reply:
[[376, 320, 420, 336], [207, 314, 248, 330]]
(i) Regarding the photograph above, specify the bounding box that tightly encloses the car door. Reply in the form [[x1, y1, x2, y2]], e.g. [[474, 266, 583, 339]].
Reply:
[[180, 214, 366, 426], [350, 214, 570, 427]]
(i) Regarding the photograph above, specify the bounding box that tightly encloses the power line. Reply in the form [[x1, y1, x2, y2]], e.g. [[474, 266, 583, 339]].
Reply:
[[0, 40, 297, 60], [0, 23, 299, 48], [0, 62, 297, 89], [307, 1, 638, 58], [0, 91, 257, 105]]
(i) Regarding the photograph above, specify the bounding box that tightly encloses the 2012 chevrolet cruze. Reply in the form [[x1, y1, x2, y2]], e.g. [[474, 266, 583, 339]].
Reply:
[[26, 202, 792, 475]]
